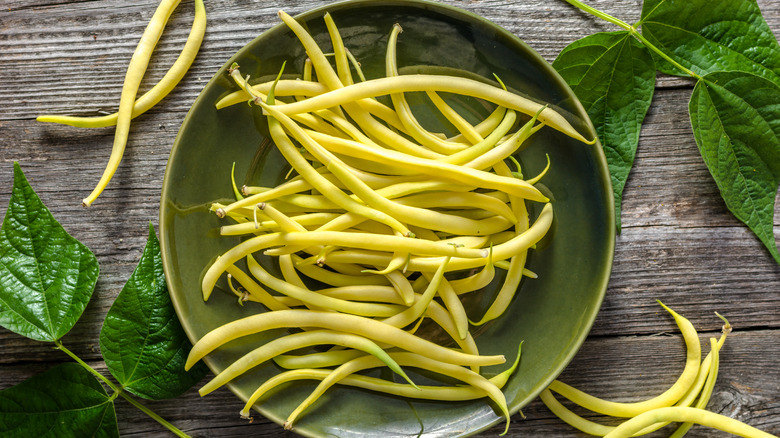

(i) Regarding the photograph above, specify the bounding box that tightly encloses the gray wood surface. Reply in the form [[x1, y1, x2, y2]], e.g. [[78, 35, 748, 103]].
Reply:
[[1, 0, 779, 437]]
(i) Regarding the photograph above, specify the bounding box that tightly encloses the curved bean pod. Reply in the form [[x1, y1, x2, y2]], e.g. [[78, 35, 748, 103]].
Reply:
[[37, 0, 206, 128], [267, 74, 593, 144], [604, 407, 775, 438], [547, 301, 701, 417], [185, 309, 506, 370], [197, 329, 417, 396], [82, 0, 183, 206]]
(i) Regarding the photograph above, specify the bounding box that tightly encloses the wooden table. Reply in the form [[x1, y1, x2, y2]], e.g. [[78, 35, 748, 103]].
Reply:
[[2, 0, 779, 436]]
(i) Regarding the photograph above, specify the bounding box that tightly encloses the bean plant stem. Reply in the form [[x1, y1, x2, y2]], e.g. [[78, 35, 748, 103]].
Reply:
[[562, 0, 704, 81], [54, 340, 120, 392], [53, 340, 191, 438], [118, 392, 191, 438]]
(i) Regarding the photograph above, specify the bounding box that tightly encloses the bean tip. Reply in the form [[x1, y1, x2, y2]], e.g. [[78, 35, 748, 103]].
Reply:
[[715, 311, 732, 334], [215, 208, 226, 218]]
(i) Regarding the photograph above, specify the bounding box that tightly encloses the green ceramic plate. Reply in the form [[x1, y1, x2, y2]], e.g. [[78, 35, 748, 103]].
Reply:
[[160, 1, 614, 436]]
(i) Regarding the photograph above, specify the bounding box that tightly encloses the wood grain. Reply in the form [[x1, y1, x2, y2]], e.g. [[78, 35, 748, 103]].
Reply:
[[1, 0, 779, 436]]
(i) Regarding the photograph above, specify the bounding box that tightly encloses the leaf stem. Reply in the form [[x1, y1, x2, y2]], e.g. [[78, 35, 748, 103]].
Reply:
[[562, 0, 704, 81], [118, 392, 192, 438], [54, 340, 120, 392], [563, 0, 630, 30], [54, 340, 191, 438]]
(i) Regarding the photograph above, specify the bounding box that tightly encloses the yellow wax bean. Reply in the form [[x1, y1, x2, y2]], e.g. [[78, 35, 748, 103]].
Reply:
[[205, 228, 489, 284], [82, 0, 183, 207], [279, 351, 511, 432], [383, 271, 414, 306], [273, 349, 366, 369], [267, 74, 593, 144], [185, 309, 506, 370], [220, 212, 340, 236], [539, 389, 614, 436], [283, 355, 396, 429], [278, 254, 307, 289], [436, 109, 517, 165], [216, 173, 317, 217], [548, 301, 701, 417], [232, 65, 412, 237], [216, 79, 328, 109], [431, 274, 468, 340], [449, 247, 496, 295], [316, 285, 405, 304], [291, 254, 390, 287], [394, 191, 516, 224], [448, 105, 507, 144], [247, 288, 480, 370], [37, 0, 206, 128], [541, 315, 732, 437], [304, 129, 549, 202], [323, 13, 352, 86], [361, 245, 409, 275], [381, 258, 449, 329], [252, 284, 403, 308], [462, 124, 542, 171], [198, 329, 417, 396], [273, 298, 481, 371], [667, 338, 720, 437], [470, 160, 530, 324], [320, 202, 552, 273], [426, 90, 485, 145], [373, 180, 476, 200], [245, 344, 522, 422], [218, 79, 407, 132], [423, 300, 481, 372], [306, 211, 364, 231], [278, 11, 443, 159], [225, 264, 289, 312], [257, 202, 307, 232], [669, 315, 731, 437], [245, 255, 401, 317], [460, 110, 544, 173], [604, 407, 776, 438], [385, 23, 469, 155], [326, 159, 514, 235]]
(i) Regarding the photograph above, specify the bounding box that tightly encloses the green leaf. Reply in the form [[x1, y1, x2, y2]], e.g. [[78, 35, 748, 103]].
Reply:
[[0, 163, 99, 342], [553, 31, 656, 230], [640, 0, 780, 83], [0, 362, 119, 438], [689, 71, 780, 263], [99, 223, 208, 400]]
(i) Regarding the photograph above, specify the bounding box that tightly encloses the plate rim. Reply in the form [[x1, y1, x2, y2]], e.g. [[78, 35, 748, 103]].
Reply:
[[160, 0, 615, 435]]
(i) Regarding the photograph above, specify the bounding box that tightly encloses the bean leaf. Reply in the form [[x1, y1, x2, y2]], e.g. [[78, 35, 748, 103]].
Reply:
[[553, 31, 656, 230], [640, 0, 780, 83], [0, 362, 119, 437], [99, 223, 208, 400], [689, 71, 780, 263], [0, 163, 99, 342]]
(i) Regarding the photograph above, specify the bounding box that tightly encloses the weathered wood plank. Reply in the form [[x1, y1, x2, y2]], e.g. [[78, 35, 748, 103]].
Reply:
[[1, 0, 779, 437], [1, 330, 776, 437]]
